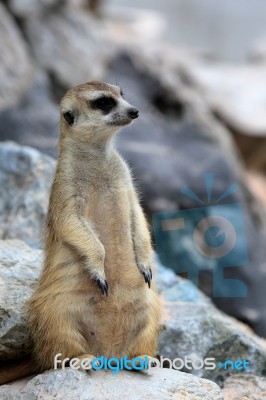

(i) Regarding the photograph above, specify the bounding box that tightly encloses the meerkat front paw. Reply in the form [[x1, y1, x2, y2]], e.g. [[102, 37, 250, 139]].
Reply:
[[95, 277, 108, 296], [86, 250, 108, 295], [90, 270, 108, 296], [138, 263, 153, 289]]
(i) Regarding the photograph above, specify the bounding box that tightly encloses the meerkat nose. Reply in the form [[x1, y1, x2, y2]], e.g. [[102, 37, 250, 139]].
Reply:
[[128, 108, 139, 119]]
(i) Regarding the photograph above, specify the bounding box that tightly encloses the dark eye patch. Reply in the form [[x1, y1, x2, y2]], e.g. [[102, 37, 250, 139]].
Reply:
[[90, 96, 117, 114]]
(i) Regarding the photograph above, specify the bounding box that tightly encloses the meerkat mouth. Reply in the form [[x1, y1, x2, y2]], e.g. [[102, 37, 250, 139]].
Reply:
[[108, 110, 139, 127], [108, 118, 133, 127]]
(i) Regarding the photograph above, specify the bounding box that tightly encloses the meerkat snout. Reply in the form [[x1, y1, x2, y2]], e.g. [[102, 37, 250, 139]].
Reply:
[[60, 81, 139, 140], [127, 108, 139, 119]]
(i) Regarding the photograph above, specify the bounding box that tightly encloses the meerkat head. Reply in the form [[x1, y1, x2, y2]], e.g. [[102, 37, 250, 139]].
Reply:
[[60, 81, 139, 143]]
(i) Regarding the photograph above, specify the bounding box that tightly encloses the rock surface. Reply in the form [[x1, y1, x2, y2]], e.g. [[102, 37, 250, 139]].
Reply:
[[7, 0, 65, 18], [0, 142, 55, 248], [246, 172, 266, 206], [156, 257, 266, 385], [181, 59, 266, 137], [23, 2, 112, 91], [0, 73, 59, 158], [155, 256, 212, 305], [0, 2, 32, 110], [159, 300, 266, 386], [0, 368, 223, 400], [0, 240, 42, 362], [223, 374, 266, 400]]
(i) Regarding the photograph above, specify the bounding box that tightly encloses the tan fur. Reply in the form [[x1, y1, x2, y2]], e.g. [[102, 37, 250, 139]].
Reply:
[[24, 81, 162, 372]]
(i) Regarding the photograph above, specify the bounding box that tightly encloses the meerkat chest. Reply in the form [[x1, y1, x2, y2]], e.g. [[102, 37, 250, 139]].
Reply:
[[83, 158, 132, 227]]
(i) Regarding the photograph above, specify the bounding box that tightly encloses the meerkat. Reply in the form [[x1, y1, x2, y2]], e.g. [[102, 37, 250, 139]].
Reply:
[[0, 81, 161, 384]]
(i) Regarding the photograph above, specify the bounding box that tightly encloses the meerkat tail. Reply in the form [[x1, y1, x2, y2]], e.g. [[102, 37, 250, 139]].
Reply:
[[0, 357, 41, 385]]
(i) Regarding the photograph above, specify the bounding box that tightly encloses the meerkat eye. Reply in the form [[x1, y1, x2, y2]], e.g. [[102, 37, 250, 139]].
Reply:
[[91, 96, 117, 114], [63, 111, 75, 126]]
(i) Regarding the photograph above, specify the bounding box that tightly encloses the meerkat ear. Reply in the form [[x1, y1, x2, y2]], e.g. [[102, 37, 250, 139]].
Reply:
[[63, 111, 75, 126]]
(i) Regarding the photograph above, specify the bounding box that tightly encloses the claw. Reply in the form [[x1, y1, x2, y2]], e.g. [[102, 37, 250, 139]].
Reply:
[[93, 359, 101, 367], [96, 278, 108, 296], [141, 268, 152, 289]]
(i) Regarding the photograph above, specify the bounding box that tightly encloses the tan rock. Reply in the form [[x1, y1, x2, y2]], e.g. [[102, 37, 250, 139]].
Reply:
[[223, 374, 266, 400]]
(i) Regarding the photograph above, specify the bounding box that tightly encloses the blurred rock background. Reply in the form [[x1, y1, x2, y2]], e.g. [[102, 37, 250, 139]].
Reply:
[[1, 0, 266, 370]]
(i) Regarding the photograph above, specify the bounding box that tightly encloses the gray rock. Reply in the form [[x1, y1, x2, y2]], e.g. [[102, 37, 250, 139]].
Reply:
[[23, 3, 113, 91], [0, 72, 59, 158], [7, 0, 65, 18], [159, 298, 266, 386], [0, 2, 32, 110], [0, 240, 42, 362], [0, 142, 55, 248], [0, 385, 23, 400], [250, 35, 266, 61], [0, 368, 223, 400], [180, 58, 266, 137], [155, 256, 212, 305], [222, 374, 266, 400]]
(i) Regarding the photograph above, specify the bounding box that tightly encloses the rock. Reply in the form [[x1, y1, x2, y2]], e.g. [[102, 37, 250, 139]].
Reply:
[[246, 172, 266, 207], [223, 374, 266, 400], [7, 0, 65, 18], [102, 5, 166, 44], [0, 71, 59, 157], [23, 3, 113, 92], [159, 296, 266, 386], [0, 72, 59, 158], [0, 2, 32, 110], [156, 251, 266, 388], [0, 142, 55, 248], [250, 34, 266, 61], [233, 131, 266, 173], [0, 240, 42, 362], [155, 255, 212, 305], [180, 59, 266, 137], [179, 58, 266, 172], [0, 368, 223, 400], [87, 0, 103, 16], [0, 385, 23, 400]]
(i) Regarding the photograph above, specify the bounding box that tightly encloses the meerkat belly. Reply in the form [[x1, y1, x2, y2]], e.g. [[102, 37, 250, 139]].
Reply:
[[82, 184, 148, 356], [85, 185, 140, 288], [82, 298, 149, 358]]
